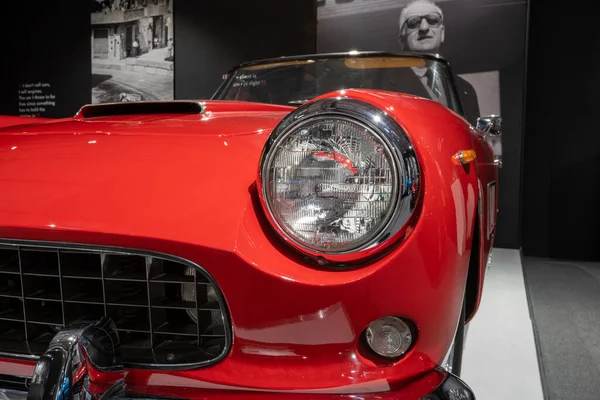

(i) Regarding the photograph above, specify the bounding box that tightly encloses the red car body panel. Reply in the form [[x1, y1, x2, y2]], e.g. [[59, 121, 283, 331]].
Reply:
[[0, 357, 447, 399], [0, 90, 496, 398], [0, 115, 54, 129]]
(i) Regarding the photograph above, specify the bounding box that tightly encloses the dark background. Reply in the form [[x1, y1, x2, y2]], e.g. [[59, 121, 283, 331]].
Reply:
[[521, 2, 600, 261], [175, 0, 316, 100], [316, 0, 529, 250], [0, 2, 92, 118], [0, 0, 316, 116], [2, 0, 597, 260]]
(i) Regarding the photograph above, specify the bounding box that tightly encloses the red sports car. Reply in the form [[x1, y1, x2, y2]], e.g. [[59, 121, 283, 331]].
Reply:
[[0, 52, 500, 400]]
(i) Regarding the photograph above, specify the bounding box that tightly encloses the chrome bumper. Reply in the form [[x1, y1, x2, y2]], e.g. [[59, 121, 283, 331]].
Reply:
[[1, 317, 123, 400], [423, 373, 475, 399], [0, 317, 474, 400]]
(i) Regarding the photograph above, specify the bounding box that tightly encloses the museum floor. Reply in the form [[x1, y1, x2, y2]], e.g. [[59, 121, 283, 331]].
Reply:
[[464, 248, 600, 400], [522, 256, 600, 400], [462, 248, 544, 399]]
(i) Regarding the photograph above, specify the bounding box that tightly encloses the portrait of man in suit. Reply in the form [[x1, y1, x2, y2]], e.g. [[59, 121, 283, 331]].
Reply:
[[397, 0, 481, 125]]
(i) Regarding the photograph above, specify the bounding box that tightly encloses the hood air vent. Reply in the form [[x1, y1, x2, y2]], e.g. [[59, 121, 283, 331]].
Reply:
[[75, 101, 206, 119]]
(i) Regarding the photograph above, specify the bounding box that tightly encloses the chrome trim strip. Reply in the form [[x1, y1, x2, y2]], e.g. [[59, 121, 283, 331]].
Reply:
[[477, 179, 483, 216], [486, 181, 497, 239], [0, 352, 39, 361], [234, 51, 450, 70], [0, 238, 232, 371]]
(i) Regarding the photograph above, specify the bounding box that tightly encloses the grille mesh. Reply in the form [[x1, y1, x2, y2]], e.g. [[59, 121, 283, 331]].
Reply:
[[0, 242, 229, 367]]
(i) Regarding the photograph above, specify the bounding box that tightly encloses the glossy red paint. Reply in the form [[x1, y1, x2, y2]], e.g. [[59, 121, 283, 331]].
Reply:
[[85, 354, 126, 395], [0, 90, 496, 398], [125, 368, 448, 399], [468, 123, 498, 321], [0, 115, 54, 129], [0, 357, 35, 377]]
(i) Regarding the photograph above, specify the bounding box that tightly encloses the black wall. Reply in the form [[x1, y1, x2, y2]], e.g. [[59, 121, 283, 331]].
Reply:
[[0, 1, 316, 115], [521, 2, 600, 261], [443, 0, 528, 251], [175, 0, 316, 99], [1, 2, 91, 118]]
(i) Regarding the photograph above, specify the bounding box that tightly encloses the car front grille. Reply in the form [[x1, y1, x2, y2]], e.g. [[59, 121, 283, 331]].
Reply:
[[0, 373, 29, 393], [0, 241, 230, 368]]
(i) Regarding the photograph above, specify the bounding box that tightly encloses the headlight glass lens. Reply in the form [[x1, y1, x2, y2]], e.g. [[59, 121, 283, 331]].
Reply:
[[263, 116, 398, 253]]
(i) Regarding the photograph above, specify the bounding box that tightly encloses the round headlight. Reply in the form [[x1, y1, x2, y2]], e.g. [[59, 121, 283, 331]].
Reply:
[[259, 98, 419, 262]]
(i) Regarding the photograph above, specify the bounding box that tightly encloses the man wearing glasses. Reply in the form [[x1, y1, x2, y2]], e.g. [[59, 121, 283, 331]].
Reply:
[[397, 0, 481, 125], [398, 0, 445, 53]]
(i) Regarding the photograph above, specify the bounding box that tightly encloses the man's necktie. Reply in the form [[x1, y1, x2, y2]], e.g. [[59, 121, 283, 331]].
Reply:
[[425, 67, 442, 98]]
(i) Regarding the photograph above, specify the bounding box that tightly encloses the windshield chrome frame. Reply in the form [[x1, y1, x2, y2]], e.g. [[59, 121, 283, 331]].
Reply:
[[211, 51, 465, 117]]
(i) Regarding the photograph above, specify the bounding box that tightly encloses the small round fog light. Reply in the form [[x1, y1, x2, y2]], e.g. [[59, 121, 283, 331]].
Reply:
[[365, 316, 413, 358]]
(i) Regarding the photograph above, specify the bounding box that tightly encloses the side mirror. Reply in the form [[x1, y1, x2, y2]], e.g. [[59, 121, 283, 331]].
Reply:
[[476, 115, 502, 137], [476, 115, 503, 167]]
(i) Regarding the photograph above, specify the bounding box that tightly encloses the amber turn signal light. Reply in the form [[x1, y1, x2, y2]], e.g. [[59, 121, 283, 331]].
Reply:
[[452, 150, 477, 165]]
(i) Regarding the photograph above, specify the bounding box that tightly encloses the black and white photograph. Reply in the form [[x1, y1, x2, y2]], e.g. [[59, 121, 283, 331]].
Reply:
[[316, 0, 528, 247], [317, 0, 527, 154], [91, 0, 174, 103]]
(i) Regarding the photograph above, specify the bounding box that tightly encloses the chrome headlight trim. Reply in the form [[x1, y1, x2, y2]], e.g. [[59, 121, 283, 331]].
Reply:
[[257, 97, 421, 264]]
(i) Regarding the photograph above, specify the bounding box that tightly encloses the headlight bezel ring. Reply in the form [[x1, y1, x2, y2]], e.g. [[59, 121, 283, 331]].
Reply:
[[257, 97, 421, 266]]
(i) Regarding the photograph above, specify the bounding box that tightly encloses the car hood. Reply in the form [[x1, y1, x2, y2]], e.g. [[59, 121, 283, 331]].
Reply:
[[0, 101, 293, 251], [0, 101, 295, 137]]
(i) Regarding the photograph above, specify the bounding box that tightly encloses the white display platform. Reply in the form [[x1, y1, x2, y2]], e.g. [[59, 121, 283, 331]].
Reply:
[[462, 248, 544, 399]]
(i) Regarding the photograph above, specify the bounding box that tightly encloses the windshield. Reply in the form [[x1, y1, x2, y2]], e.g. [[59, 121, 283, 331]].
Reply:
[[213, 55, 461, 113]]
